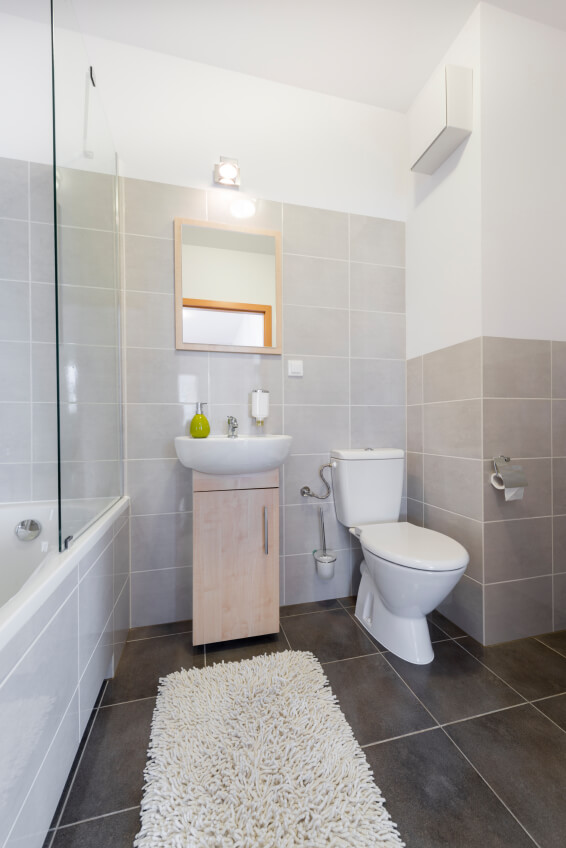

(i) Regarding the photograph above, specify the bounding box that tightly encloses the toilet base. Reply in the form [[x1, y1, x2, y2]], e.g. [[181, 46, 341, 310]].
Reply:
[[355, 570, 434, 665]]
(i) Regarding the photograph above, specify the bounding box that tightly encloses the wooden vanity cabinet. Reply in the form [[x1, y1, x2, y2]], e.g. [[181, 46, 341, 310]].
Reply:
[[192, 469, 279, 646]]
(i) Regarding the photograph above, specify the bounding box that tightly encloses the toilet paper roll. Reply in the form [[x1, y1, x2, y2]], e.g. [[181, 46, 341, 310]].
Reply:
[[490, 473, 525, 501]]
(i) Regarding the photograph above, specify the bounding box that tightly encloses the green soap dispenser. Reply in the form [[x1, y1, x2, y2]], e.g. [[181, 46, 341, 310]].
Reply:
[[189, 402, 210, 439]]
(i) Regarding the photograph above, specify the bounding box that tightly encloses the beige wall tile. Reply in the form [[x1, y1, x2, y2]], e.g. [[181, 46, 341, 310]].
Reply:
[[484, 577, 552, 643], [483, 399, 551, 459], [423, 454, 483, 520], [424, 505, 483, 583], [349, 214, 405, 266], [483, 337, 551, 398], [484, 517, 552, 583], [484, 458, 551, 521], [282, 204, 348, 260], [424, 400, 482, 458], [423, 338, 481, 403]]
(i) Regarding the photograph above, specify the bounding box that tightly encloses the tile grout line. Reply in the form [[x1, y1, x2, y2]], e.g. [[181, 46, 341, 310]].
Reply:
[[439, 728, 542, 848], [279, 620, 293, 650], [99, 694, 157, 710], [54, 805, 141, 832]]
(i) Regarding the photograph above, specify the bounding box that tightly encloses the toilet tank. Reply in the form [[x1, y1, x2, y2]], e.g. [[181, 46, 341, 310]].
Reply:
[[330, 448, 404, 527]]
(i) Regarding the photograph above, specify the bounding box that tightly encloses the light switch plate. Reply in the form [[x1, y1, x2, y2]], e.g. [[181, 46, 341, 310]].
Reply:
[[288, 359, 303, 377]]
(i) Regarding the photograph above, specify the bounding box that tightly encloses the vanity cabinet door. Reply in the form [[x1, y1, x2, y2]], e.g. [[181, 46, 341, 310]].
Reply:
[[193, 486, 279, 645]]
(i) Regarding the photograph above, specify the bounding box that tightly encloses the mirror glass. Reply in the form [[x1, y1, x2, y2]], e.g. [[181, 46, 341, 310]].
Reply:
[[174, 218, 282, 354]]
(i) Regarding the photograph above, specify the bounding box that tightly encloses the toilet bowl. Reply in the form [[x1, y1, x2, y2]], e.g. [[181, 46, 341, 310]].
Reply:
[[353, 522, 468, 664], [330, 448, 469, 665]]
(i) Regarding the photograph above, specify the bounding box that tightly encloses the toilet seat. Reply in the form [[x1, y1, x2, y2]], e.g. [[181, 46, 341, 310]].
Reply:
[[356, 521, 468, 572]]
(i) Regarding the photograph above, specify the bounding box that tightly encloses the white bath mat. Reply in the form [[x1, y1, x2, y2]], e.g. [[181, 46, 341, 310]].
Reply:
[[135, 650, 404, 847]]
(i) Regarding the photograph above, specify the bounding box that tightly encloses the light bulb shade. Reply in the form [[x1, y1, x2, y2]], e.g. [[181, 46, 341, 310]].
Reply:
[[214, 157, 240, 186]]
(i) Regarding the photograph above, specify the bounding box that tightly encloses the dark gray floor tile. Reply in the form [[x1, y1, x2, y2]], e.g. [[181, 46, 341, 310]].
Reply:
[[533, 694, 566, 730], [52, 809, 141, 847], [281, 608, 377, 663], [103, 632, 204, 705], [127, 619, 192, 641], [324, 654, 436, 745], [365, 728, 535, 848], [536, 630, 566, 657], [386, 640, 524, 723], [461, 636, 566, 700], [446, 705, 566, 848], [205, 629, 288, 665], [41, 831, 54, 848], [60, 699, 155, 825], [428, 609, 467, 638], [279, 599, 340, 617]]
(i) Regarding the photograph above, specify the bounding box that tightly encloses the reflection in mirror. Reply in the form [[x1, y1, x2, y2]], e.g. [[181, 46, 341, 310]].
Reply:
[[174, 219, 281, 354]]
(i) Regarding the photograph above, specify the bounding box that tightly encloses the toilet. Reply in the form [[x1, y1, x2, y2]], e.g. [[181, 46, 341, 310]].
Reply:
[[331, 448, 468, 665]]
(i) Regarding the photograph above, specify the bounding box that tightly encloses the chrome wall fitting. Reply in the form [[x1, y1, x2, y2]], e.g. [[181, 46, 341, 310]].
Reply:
[[15, 519, 42, 541], [300, 463, 333, 499]]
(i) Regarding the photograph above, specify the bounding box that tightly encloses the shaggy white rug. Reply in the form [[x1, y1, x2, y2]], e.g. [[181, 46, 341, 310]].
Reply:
[[135, 650, 404, 848]]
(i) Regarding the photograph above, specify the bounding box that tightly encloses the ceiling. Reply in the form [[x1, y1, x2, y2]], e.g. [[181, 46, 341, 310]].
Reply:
[[3, 0, 566, 112]]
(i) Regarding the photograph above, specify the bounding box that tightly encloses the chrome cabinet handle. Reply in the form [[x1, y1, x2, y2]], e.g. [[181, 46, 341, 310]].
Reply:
[[264, 506, 268, 555]]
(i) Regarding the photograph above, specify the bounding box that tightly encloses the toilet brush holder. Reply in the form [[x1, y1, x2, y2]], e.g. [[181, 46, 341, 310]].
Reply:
[[313, 550, 336, 579]]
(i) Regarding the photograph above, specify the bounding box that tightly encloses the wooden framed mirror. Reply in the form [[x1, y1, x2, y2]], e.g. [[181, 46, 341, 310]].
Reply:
[[174, 218, 282, 354]]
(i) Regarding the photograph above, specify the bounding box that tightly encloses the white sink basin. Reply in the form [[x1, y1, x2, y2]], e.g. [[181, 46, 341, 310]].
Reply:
[[174, 434, 292, 475]]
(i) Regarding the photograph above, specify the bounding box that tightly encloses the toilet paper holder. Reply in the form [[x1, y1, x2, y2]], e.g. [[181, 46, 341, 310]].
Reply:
[[491, 455, 528, 490]]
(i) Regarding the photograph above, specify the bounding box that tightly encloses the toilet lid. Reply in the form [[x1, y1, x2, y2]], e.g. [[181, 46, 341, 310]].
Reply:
[[359, 522, 469, 572]]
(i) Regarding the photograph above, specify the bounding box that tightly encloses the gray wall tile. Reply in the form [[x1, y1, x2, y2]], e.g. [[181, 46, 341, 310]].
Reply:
[[283, 304, 348, 356], [127, 348, 208, 404], [483, 399, 551, 459], [127, 403, 193, 459], [349, 214, 404, 266], [350, 358, 405, 406], [423, 454, 483, 520], [1, 403, 31, 463], [423, 338, 481, 403], [207, 403, 282, 436], [57, 227, 116, 289], [57, 168, 115, 231], [552, 400, 566, 457], [124, 234, 174, 294], [131, 566, 192, 627], [483, 337, 551, 399], [59, 403, 120, 462], [552, 341, 566, 399], [0, 158, 28, 219], [484, 517, 552, 583], [350, 311, 405, 359], [31, 403, 57, 462], [60, 286, 118, 347], [127, 459, 192, 515], [284, 502, 349, 556], [406, 498, 424, 526], [59, 345, 119, 404], [282, 204, 348, 260], [553, 459, 566, 515], [210, 352, 282, 405], [282, 255, 348, 308], [438, 574, 483, 643], [30, 222, 55, 283], [207, 191, 282, 230], [351, 406, 406, 450], [553, 516, 566, 572], [30, 283, 56, 344], [283, 454, 332, 505], [284, 356, 348, 406], [424, 400, 482, 458], [0, 219, 28, 280], [407, 405, 423, 453], [0, 464, 31, 503], [484, 458, 551, 521], [0, 341, 30, 401], [131, 513, 192, 572], [406, 451, 423, 501], [554, 574, 566, 629], [350, 263, 405, 313], [60, 460, 121, 501], [484, 577, 552, 644], [30, 163, 53, 224], [123, 177, 206, 238], [283, 549, 351, 606], [284, 406, 349, 455], [0, 281, 29, 341], [125, 291, 174, 349], [407, 356, 423, 405], [424, 505, 483, 583]]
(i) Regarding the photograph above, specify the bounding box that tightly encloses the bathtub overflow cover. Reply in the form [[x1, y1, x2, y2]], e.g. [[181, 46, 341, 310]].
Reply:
[[15, 519, 42, 542]]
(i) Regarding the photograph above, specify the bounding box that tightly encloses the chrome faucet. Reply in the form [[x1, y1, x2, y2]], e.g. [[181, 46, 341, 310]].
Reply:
[[227, 415, 239, 438]]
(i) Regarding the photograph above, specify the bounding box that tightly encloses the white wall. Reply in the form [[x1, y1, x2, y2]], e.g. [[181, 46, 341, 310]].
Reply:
[[405, 6, 482, 359], [481, 4, 566, 341], [0, 13, 53, 163], [82, 36, 408, 220]]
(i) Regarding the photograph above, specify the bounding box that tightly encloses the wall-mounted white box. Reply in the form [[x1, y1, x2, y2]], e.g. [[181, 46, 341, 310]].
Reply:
[[409, 65, 473, 175]]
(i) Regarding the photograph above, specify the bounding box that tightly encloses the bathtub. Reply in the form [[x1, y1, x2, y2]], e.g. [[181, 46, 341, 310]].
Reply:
[[0, 496, 131, 848]]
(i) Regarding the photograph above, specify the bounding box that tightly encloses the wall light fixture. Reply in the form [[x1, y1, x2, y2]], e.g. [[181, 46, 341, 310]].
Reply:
[[214, 156, 240, 187]]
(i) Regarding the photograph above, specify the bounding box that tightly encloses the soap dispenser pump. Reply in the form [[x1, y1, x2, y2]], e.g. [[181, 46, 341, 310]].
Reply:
[[189, 402, 210, 439]]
